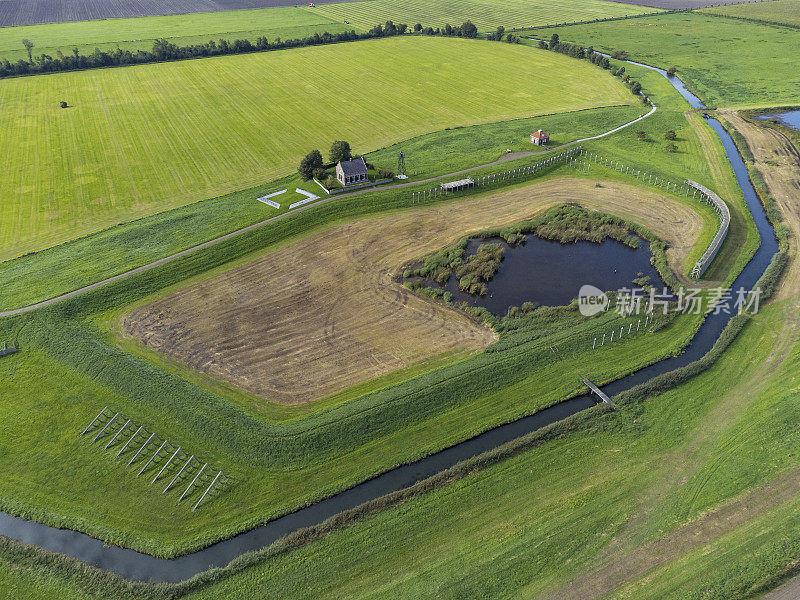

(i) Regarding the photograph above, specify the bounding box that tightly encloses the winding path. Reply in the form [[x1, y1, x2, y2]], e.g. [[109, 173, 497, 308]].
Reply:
[[0, 104, 656, 319]]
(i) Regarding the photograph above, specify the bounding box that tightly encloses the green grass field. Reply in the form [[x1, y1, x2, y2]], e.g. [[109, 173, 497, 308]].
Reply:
[[0, 35, 637, 261], [0, 6, 352, 63], [2, 299, 796, 600], [315, 0, 661, 32], [701, 0, 800, 28], [1, 48, 756, 312], [171, 301, 800, 600], [529, 12, 800, 108]]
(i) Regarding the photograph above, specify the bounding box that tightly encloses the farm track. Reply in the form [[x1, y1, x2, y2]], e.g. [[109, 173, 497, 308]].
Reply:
[[0, 103, 658, 320], [122, 177, 701, 404]]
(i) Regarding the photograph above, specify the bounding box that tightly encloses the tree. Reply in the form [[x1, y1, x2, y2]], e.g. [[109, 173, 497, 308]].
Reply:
[[298, 149, 323, 180], [329, 140, 352, 163], [664, 130, 677, 141], [630, 81, 642, 95], [549, 33, 559, 48], [490, 26, 505, 41], [461, 21, 478, 38], [414, 23, 422, 32], [22, 39, 34, 63], [666, 65, 677, 77], [666, 142, 678, 153], [636, 130, 647, 140], [59, 100, 68, 108]]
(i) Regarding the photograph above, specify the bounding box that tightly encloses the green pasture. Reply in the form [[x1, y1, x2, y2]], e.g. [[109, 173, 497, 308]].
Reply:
[[530, 12, 800, 108], [0, 35, 636, 261], [701, 0, 800, 28], [172, 302, 800, 600], [2, 300, 796, 600], [1, 52, 752, 312], [0, 7, 351, 62], [314, 0, 661, 33]]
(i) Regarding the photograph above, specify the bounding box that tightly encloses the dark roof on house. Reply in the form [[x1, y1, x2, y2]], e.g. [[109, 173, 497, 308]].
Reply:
[[338, 156, 368, 176]]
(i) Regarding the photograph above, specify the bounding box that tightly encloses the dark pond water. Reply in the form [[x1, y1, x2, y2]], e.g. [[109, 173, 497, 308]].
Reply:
[[0, 59, 780, 583], [439, 236, 668, 315], [755, 110, 800, 131]]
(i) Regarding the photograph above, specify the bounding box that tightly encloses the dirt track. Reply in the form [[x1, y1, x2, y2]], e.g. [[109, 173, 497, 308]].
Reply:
[[123, 178, 702, 405]]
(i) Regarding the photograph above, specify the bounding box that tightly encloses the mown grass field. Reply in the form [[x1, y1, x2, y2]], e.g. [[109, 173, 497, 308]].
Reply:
[[701, 0, 800, 28], [314, 0, 661, 32], [0, 104, 645, 312], [529, 12, 800, 108], [0, 6, 352, 62], [2, 50, 753, 313], [0, 35, 637, 261]]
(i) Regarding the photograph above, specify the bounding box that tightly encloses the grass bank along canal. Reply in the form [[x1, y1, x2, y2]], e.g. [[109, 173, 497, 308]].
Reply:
[[0, 64, 779, 582]]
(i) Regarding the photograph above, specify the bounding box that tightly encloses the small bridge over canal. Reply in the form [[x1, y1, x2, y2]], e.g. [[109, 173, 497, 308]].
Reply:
[[583, 378, 618, 409]]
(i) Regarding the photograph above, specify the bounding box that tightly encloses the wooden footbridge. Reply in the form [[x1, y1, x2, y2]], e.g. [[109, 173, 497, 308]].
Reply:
[[582, 378, 618, 410]]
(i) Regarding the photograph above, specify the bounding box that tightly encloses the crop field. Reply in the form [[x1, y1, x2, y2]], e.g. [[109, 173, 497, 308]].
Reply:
[[122, 178, 704, 406], [0, 6, 352, 62], [0, 174, 716, 557], [314, 0, 662, 32], [0, 35, 638, 261], [701, 0, 800, 28], [529, 12, 800, 107], [0, 0, 364, 27]]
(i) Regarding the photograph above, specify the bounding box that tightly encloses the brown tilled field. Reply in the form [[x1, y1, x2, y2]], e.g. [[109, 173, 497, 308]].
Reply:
[[122, 178, 704, 405]]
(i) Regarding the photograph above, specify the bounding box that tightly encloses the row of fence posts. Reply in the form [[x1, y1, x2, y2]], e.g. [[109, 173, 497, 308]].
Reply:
[[578, 148, 713, 204], [592, 313, 653, 350], [410, 146, 582, 203], [81, 407, 227, 512]]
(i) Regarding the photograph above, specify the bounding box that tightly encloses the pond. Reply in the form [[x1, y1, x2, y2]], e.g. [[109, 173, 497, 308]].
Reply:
[[755, 110, 800, 131], [437, 236, 669, 315]]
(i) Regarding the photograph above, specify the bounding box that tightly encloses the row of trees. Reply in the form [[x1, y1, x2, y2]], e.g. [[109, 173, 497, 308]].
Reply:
[[486, 26, 520, 44], [2, 18, 484, 79]]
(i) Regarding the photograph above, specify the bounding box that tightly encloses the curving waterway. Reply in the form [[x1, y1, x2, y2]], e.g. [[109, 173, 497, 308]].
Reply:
[[0, 61, 780, 583]]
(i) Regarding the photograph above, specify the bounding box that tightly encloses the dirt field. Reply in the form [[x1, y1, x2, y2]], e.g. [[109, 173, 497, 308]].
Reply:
[[721, 110, 800, 300], [122, 178, 704, 405]]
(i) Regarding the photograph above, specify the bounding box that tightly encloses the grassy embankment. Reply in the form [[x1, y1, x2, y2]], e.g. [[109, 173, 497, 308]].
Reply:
[[0, 7, 353, 62], [0, 35, 636, 261], [528, 12, 800, 108], [0, 297, 795, 600]]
